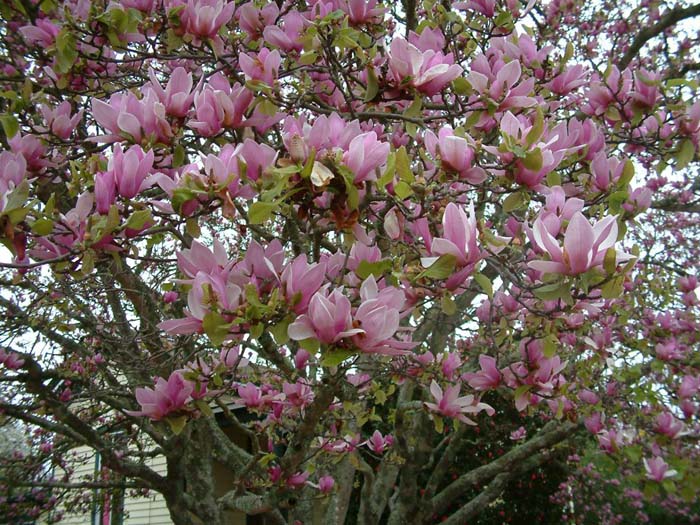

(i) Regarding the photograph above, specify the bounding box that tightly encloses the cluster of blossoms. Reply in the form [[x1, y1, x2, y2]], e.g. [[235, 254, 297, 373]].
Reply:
[[1, 0, 699, 522]]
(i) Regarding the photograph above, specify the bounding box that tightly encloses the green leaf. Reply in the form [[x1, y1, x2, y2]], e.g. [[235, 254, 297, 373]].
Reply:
[[533, 281, 569, 301], [125, 209, 153, 230], [299, 148, 316, 179], [521, 148, 543, 172], [270, 319, 291, 345], [502, 191, 527, 213], [418, 254, 457, 280], [173, 144, 186, 168], [473, 272, 494, 298], [248, 201, 278, 224], [195, 399, 214, 418], [55, 29, 78, 74], [603, 247, 617, 275], [395, 146, 414, 183], [3, 179, 29, 214], [525, 108, 544, 147], [321, 349, 355, 368], [546, 171, 561, 187], [676, 139, 696, 169], [608, 190, 628, 214], [601, 276, 624, 299], [250, 323, 264, 339], [393, 180, 413, 200], [356, 259, 392, 280], [171, 187, 197, 213], [299, 51, 318, 65], [166, 415, 188, 435], [376, 151, 396, 189], [433, 414, 444, 433], [299, 338, 320, 353], [542, 334, 558, 358], [0, 115, 19, 139], [31, 218, 54, 236], [202, 311, 232, 347], [618, 159, 635, 188], [441, 295, 457, 315], [364, 67, 379, 102], [452, 77, 471, 96]]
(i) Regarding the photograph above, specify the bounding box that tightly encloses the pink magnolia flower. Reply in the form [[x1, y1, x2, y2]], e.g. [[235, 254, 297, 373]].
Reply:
[[288, 287, 364, 344], [388, 37, 463, 96], [342, 132, 389, 183], [281, 255, 327, 314], [237, 383, 268, 409], [188, 73, 253, 136], [462, 355, 501, 391], [0, 348, 25, 370], [424, 380, 495, 425], [424, 126, 484, 184], [286, 471, 310, 489], [428, 202, 481, 267], [92, 90, 173, 144], [126, 371, 193, 421], [655, 412, 685, 439], [529, 212, 632, 276], [317, 475, 335, 494], [109, 144, 155, 199], [283, 381, 314, 408], [262, 11, 306, 52], [20, 19, 59, 47], [0, 151, 27, 213], [239, 48, 282, 86], [179, 0, 235, 40], [39, 102, 83, 140], [440, 352, 462, 379], [364, 430, 394, 454], [294, 349, 311, 370], [94, 170, 116, 214], [341, 0, 385, 24], [643, 457, 677, 482], [9, 133, 49, 172], [237, 2, 279, 40], [510, 426, 527, 441], [203, 144, 256, 199], [149, 67, 199, 118], [679, 375, 700, 399]]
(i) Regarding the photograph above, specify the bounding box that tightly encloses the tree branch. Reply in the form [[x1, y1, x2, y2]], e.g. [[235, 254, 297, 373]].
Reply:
[[619, 3, 700, 69]]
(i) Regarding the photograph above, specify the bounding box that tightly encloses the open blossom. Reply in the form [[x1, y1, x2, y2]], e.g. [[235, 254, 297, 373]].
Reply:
[[239, 48, 282, 86], [462, 355, 501, 391], [0, 151, 27, 213], [428, 202, 481, 267], [109, 144, 155, 199], [529, 212, 632, 276], [39, 101, 83, 140], [643, 457, 678, 482], [188, 73, 253, 136], [126, 371, 193, 421], [425, 380, 495, 425], [281, 256, 326, 314], [148, 67, 198, 118], [388, 37, 462, 96], [179, 0, 235, 40], [364, 430, 394, 454], [342, 132, 389, 183], [655, 412, 685, 438], [0, 348, 25, 370], [288, 287, 364, 344]]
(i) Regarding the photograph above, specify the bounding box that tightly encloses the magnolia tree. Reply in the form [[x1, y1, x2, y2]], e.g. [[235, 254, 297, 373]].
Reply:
[[0, 0, 699, 523]]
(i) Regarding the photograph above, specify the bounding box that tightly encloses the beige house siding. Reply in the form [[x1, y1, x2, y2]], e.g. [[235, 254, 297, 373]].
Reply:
[[39, 447, 172, 525]]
